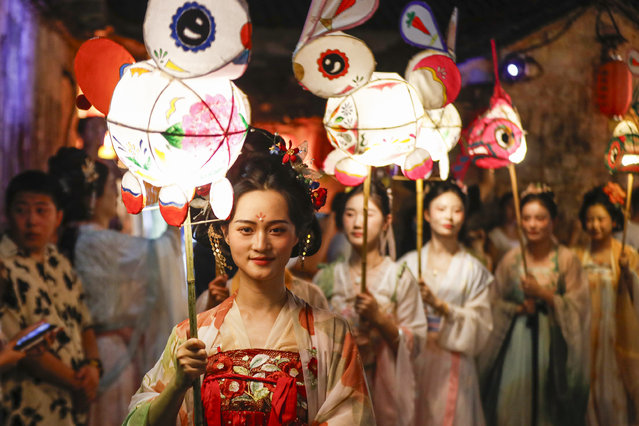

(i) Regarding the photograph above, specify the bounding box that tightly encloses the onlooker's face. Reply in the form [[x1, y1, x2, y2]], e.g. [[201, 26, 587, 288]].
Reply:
[[425, 191, 465, 239], [342, 193, 389, 250], [585, 204, 614, 242], [522, 200, 553, 243], [7, 192, 62, 258]]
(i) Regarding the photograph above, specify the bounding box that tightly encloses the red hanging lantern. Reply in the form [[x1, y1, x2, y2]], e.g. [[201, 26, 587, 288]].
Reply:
[[596, 59, 632, 117]]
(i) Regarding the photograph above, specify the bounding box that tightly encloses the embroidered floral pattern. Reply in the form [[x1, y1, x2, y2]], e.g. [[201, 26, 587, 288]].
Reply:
[[204, 349, 307, 425]]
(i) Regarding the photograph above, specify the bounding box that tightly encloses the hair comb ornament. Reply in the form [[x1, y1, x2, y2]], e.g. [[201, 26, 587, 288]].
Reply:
[[520, 182, 553, 199], [269, 137, 327, 210]]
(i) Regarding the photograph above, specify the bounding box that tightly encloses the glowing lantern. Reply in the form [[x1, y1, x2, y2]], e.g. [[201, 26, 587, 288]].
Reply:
[[74, 0, 252, 226], [596, 59, 632, 117], [323, 72, 424, 184], [415, 103, 461, 179], [606, 134, 639, 173], [97, 131, 117, 160], [400, 2, 461, 110]]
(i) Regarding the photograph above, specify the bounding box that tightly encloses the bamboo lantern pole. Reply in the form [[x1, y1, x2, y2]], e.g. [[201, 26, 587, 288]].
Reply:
[[416, 178, 425, 279], [182, 210, 204, 426], [361, 167, 372, 293], [622, 173, 634, 253], [508, 163, 528, 275]]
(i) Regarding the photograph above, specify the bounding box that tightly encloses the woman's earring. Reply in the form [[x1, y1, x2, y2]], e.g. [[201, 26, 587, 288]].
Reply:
[[208, 225, 228, 275], [300, 232, 312, 270]]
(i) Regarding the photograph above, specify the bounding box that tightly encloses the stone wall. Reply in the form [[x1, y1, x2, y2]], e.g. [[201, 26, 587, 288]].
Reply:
[[489, 7, 639, 236]]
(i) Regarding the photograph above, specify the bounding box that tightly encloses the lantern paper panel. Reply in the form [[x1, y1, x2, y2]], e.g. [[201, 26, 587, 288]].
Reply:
[[74, 38, 136, 115], [465, 40, 527, 170], [466, 98, 527, 169], [293, 33, 375, 99], [144, 0, 251, 79], [295, 0, 379, 51], [416, 103, 461, 179], [399, 1, 447, 53], [403, 148, 434, 180], [323, 72, 424, 169], [606, 134, 639, 174], [596, 59, 632, 117], [108, 59, 250, 190], [405, 50, 461, 110]]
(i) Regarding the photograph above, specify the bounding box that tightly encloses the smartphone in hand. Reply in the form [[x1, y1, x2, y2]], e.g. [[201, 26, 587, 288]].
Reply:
[[14, 322, 57, 351]]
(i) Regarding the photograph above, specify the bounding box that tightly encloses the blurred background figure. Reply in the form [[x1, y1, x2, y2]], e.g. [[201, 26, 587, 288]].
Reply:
[[48, 147, 187, 426]]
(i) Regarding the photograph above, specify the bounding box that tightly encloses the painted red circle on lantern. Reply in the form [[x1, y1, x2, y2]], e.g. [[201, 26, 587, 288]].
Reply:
[[317, 49, 350, 80]]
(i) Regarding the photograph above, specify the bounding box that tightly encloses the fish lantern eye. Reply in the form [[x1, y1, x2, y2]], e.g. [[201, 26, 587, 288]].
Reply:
[[171, 3, 215, 51], [319, 50, 348, 79], [495, 125, 515, 149]]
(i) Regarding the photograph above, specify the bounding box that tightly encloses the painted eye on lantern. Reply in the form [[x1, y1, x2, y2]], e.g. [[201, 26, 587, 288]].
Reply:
[[170, 3, 216, 51], [144, 0, 250, 78], [318, 50, 349, 79], [292, 34, 375, 98], [494, 125, 515, 149]]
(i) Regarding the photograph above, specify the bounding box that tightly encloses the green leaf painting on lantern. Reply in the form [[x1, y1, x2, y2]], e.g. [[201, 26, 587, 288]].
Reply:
[[162, 123, 184, 149]]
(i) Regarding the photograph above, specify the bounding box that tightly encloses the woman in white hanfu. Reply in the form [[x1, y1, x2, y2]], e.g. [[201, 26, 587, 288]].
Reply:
[[314, 181, 427, 426], [399, 180, 493, 426]]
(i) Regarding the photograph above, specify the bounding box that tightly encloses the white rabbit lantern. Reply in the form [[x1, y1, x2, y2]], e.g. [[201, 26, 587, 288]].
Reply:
[[293, 0, 434, 186], [75, 0, 252, 226]]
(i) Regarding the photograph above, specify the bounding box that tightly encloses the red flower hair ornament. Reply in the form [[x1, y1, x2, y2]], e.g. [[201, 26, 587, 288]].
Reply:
[[269, 136, 328, 210], [603, 182, 625, 207]]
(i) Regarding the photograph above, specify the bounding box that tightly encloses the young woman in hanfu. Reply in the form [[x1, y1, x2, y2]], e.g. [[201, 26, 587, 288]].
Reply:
[[479, 186, 590, 426], [397, 180, 494, 426], [48, 148, 187, 425], [124, 132, 374, 426], [572, 184, 639, 425], [313, 181, 427, 426]]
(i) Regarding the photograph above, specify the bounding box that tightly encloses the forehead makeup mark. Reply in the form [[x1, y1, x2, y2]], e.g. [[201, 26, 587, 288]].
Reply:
[[257, 212, 266, 222]]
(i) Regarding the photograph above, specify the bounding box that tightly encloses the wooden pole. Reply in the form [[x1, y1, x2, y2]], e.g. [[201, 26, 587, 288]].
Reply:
[[622, 173, 634, 254], [361, 167, 372, 293], [416, 178, 424, 279], [183, 211, 204, 426], [508, 163, 528, 275]]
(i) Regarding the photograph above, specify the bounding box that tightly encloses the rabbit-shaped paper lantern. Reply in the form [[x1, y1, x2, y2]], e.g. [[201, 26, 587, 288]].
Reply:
[[400, 3, 462, 180], [75, 0, 252, 225], [293, 0, 432, 186]]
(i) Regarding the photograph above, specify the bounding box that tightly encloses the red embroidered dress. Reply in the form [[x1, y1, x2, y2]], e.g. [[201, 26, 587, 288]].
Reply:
[[202, 349, 308, 426]]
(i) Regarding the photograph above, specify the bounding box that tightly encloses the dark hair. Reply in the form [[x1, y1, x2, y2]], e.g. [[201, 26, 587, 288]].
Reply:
[[424, 180, 468, 211], [579, 186, 624, 232], [5, 170, 63, 214], [196, 128, 322, 258], [520, 190, 558, 219], [334, 180, 391, 231], [48, 147, 109, 223]]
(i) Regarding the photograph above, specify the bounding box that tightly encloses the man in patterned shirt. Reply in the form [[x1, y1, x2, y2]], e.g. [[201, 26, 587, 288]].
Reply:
[[0, 170, 100, 425]]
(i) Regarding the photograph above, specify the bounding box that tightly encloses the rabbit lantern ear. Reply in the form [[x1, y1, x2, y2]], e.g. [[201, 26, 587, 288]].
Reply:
[[144, 0, 251, 79], [295, 0, 379, 50], [399, 1, 447, 53]]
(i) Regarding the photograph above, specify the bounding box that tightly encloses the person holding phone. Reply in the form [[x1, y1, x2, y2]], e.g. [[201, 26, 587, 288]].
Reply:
[[0, 171, 100, 426]]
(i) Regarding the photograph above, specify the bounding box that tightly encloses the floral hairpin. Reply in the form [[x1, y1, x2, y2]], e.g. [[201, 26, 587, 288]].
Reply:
[[603, 182, 625, 207], [270, 136, 327, 210], [81, 157, 99, 185], [520, 182, 553, 199]]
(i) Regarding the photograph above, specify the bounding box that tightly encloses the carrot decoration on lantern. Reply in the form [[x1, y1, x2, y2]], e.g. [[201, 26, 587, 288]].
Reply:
[[405, 11, 431, 35]]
